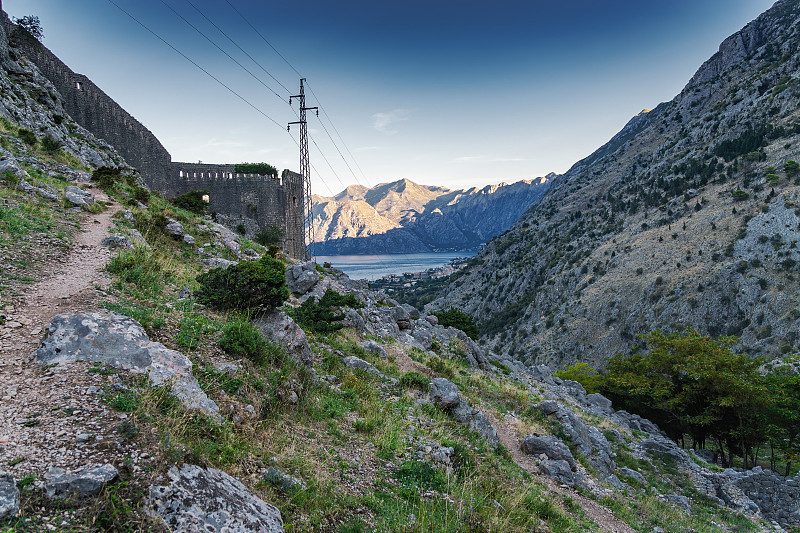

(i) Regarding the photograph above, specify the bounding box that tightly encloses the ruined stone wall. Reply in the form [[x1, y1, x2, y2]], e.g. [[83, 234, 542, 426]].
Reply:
[[4, 20, 172, 183], [168, 163, 305, 258], [5, 15, 307, 258]]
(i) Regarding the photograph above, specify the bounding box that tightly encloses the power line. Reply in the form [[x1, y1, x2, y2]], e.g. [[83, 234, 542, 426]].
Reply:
[[183, 0, 292, 96], [104, 0, 287, 132], [224, 0, 302, 78], [305, 81, 369, 185], [158, 0, 287, 103]]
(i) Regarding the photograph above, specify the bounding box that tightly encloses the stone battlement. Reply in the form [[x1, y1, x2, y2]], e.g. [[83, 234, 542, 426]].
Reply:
[[4, 15, 306, 258]]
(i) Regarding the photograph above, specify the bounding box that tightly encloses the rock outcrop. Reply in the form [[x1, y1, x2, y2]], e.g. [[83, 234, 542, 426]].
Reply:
[[33, 310, 220, 419], [148, 465, 284, 532]]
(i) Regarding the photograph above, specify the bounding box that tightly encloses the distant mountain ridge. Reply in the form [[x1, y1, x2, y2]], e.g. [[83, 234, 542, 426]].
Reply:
[[429, 0, 800, 370], [311, 177, 552, 254]]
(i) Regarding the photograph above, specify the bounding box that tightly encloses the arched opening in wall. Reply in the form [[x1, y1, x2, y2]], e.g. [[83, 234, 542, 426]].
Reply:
[[75, 81, 82, 90], [293, 196, 297, 207], [202, 194, 210, 203], [179, 170, 184, 178]]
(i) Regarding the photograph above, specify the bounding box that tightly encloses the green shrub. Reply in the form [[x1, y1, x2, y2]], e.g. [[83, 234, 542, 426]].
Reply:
[[255, 225, 284, 246], [92, 166, 124, 190], [398, 371, 429, 390], [106, 246, 168, 297], [393, 460, 445, 491], [433, 307, 479, 340], [169, 189, 208, 215], [218, 320, 283, 366], [732, 189, 749, 201], [236, 223, 246, 235], [40, 135, 62, 155], [196, 255, 289, 312], [554, 362, 601, 393], [17, 128, 36, 146], [288, 289, 363, 334], [234, 162, 277, 177], [784, 160, 800, 177]]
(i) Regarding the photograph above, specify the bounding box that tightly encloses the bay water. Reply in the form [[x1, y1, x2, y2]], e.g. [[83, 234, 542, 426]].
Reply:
[[314, 252, 476, 281]]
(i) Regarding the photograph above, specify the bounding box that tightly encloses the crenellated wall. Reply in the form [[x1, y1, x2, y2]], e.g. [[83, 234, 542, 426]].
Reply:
[[4, 16, 306, 258]]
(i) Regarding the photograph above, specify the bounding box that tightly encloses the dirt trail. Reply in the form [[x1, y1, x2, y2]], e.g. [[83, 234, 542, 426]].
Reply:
[[482, 410, 636, 533], [0, 192, 145, 477]]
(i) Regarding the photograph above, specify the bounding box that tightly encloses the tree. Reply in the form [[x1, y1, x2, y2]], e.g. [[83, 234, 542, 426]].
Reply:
[[601, 328, 769, 466], [13, 15, 43, 41], [784, 160, 799, 177], [432, 308, 479, 340]]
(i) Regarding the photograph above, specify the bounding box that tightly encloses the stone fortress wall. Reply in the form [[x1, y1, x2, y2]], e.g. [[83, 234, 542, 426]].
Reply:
[[3, 14, 306, 258]]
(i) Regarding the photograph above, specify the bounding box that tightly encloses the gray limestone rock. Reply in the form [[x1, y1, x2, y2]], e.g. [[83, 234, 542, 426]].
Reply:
[[201, 257, 238, 269], [342, 355, 384, 378], [521, 435, 577, 471], [425, 315, 439, 326], [44, 463, 118, 499], [586, 393, 613, 415], [148, 465, 284, 533], [123, 228, 150, 249], [34, 310, 220, 419], [263, 467, 306, 492], [0, 472, 19, 520], [183, 234, 195, 245], [429, 378, 499, 446], [64, 186, 94, 206], [0, 158, 29, 180], [360, 340, 387, 358], [286, 262, 320, 295], [617, 467, 646, 484], [165, 219, 185, 238], [253, 310, 314, 369], [659, 494, 692, 514], [429, 378, 461, 410], [539, 459, 577, 486], [639, 438, 687, 462], [101, 235, 133, 249], [393, 305, 413, 331]]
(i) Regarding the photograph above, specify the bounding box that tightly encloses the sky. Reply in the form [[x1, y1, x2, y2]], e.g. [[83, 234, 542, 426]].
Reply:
[[4, 0, 777, 195]]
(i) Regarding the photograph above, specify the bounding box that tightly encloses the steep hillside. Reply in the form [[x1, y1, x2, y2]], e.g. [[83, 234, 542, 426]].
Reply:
[[431, 0, 800, 369], [312, 177, 551, 254]]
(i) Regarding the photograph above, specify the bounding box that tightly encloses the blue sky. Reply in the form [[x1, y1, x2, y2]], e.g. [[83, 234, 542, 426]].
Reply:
[[4, 0, 776, 194]]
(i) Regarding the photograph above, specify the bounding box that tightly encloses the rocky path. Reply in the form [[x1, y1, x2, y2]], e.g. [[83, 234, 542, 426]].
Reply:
[[0, 195, 153, 480], [483, 410, 637, 533]]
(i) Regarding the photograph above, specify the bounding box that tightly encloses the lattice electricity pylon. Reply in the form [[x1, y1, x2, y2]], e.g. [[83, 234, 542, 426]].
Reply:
[[288, 78, 317, 260]]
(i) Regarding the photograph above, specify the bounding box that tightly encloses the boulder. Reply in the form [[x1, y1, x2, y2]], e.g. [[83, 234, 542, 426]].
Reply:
[[34, 310, 220, 419], [64, 185, 94, 206], [539, 459, 577, 486], [342, 355, 384, 378], [286, 262, 320, 295], [101, 235, 132, 249], [0, 158, 29, 180], [429, 378, 461, 410], [617, 467, 646, 484], [639, 438, 687, 462], [360, 340, 386, 358], [521, 435, 576, 471], [253, 310, 314, 369], [44, 463, 118, 499], [165, 219, 185, 238], [429, 378, 499, 446], [659, 494, 692, 514], [183, 234, 195, 245], [0, 472, 19, 520], [148, 465, 284, 532], [392, 305, 413, 331]]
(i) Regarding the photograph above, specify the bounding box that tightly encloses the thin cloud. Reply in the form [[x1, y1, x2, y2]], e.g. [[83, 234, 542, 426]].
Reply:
[[372, 109, 411, 134], [455, 155, 529, 163]]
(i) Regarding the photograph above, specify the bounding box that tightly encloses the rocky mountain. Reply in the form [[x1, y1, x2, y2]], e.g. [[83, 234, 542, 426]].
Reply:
[[430, 0, 800, 369], [311, 176, 551, 254]]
